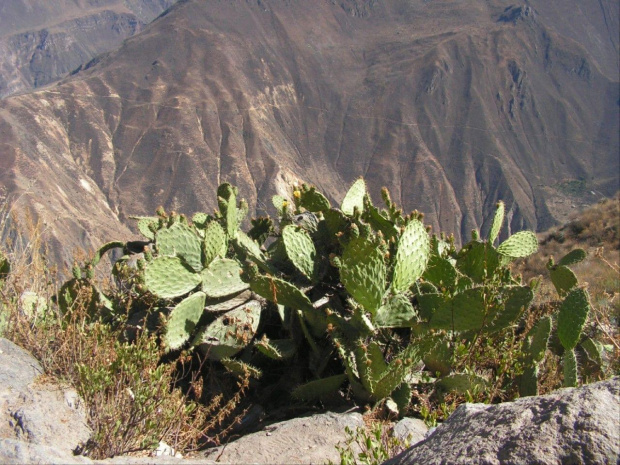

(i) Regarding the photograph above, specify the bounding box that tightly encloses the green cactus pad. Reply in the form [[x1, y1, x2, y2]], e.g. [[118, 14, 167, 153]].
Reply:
[[550, 265, 578, 297], [201, 258, 249, 298], [497, 231, 538, 258], [580, 337, 603, 366], [437, 373, 487, 394], [524, 315, 552, 363], [456, 242, 499, 284], [416, 292, 446, 322], [364, 201, 399, 241], [429, 287, 486, 331], [145, 256, 201, 299], [422, 339, 452, 377], [486, 285, 533, 333], [563, 348, 578, 387], [282, 225, 317, 280], [250, 275, 312, 311], [375, 293, 418, 328], [341, 179, 366, 215], [272, 195, 288, 212], [488, 201, 505, 244], [355, 341, 389, 394], [340, 236, 386, 314], [255, 336, 297, 360], [422, 255, 458, 289], [291, 374, 347, 401], [203, 221, 227, 267], [372, 343, 423, 400], [518, 365, 539, 397], [156, 222, 203, 272], [193, 300, 261, 360], [192, 212, 212, 228], [557, 248, 587, 267], [221, 358, 262, 379], [299, 186, 331, 212], [217, 183, 239, 238], [163, 291, 206, 350], [234, 231, 269, 269], [557, 288, 590, 350], [392, 219, 430, 293], [133, 216, 159, 240]]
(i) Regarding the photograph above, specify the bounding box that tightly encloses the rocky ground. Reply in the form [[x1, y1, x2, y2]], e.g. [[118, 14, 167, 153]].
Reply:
[[1, 337, 618, 465]]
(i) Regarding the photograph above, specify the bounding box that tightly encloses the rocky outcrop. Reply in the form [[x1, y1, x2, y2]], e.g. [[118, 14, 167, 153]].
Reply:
[[0, 338, 92, 464], [384, 378, 620, 465]]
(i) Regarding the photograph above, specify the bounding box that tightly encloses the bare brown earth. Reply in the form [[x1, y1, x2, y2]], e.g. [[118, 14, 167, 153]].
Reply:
[[0, 0, 618, 266], [0, 0, 178, 98]]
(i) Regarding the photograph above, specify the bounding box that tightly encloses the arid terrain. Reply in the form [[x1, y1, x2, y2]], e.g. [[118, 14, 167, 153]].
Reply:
[[0, 0, 178, 98], [0, 0, 618, 266]]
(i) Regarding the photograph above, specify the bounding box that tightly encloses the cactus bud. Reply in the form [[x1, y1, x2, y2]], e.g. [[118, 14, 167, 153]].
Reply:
[[471, 229, 480, 241], [72, 264, 82, 280], [293, 190, 301, 199], [156, 206, 166, 217]]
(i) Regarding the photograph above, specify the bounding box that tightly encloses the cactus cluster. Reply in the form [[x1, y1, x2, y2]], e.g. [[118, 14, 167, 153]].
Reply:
[[65, 179, 600, 415]]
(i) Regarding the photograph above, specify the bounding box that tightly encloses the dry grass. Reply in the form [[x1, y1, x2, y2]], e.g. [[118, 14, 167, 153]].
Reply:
[[0, 190, 248, 459]]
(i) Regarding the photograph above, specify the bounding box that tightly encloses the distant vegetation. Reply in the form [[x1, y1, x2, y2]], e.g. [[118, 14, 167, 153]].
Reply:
[[0, 182, 617, 459]]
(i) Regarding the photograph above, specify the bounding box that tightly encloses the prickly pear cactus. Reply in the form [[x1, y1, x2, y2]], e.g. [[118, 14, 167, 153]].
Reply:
[[156, 222, 203, 272], [341, 178, 366, 215], [557, 288, 590, 351], [339, 235, 386, 315], [488, 201, 505, 244], [202, 221, 228, 267], [392, 219, 430, 293], [201, 258, 248, 298], [144, 256, 201, 299], [193, 300, 261, 360], [549, 264, 578, 297], [282, 225, 317, 280], [163, 291, 207, 350], [497, 231, 538, 258]]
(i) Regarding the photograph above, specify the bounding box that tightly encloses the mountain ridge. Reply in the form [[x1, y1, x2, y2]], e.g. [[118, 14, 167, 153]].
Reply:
[[0, 0, 617, 266]]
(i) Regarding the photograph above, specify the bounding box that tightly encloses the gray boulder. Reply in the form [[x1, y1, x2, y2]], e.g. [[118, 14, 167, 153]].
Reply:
[[203, 411, 365, 464], [384, 378, 620, 465], [0, 338, 92, 464]]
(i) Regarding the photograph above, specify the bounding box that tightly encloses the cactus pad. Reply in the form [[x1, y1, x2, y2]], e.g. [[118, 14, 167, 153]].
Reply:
[[524, 315, 551, 363], [563, 348, 578, 387], [429, 287, 486, 331], [291, 374, 347, 401], [299, 185, 331, 212], [550, 265, 578, 297], [341, 178, 366, 215], [250, 275, 314, 313], [163, 291, 206, 350], [488, 201, 505, 244], [203, 221, 227, 267], [557, 248, 587, 267], [456, 242, 499, 283], [497, 231, 538, 258], [145, 256, 201, 299], [193, 300, 261, 360], [486, 285, 533, 333], [156, 222, 203, 272], [422, 255, 458, 289], [392, 219, 430, 292], [201, 258, 248, 298], [134, 216, 159, 240], [340, 236, 386, 314], [557, 288, 590, 350], [282, 225, 317, 280], [255, 336, 297, 360], [375, 293, 418, 328]]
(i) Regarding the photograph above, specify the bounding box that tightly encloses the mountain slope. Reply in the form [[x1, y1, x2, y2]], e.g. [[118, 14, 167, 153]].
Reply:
[[0, 0, 178, 98], [0, 0, 618, 265]]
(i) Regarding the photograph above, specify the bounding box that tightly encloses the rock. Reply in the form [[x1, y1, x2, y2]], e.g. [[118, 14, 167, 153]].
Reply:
[[384, 378, 620, 465], [0, 338, 92, 462], [203, 411, 365, 464], [392, 418, 428, 446], [0, 438, 93, 465]]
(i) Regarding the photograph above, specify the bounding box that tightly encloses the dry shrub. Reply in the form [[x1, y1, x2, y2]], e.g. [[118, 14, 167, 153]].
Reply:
[[0, 191, 248, 459]]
